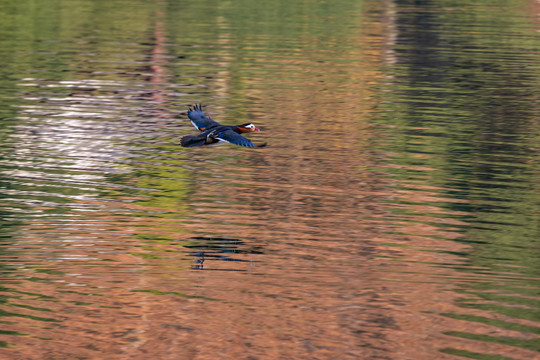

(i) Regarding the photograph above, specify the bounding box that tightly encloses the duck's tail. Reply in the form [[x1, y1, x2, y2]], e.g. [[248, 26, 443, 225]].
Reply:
[[180, 134, 207, 147]]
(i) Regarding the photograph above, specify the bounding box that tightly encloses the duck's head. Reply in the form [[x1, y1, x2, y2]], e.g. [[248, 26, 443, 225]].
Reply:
[[237, 123, 260, 133]]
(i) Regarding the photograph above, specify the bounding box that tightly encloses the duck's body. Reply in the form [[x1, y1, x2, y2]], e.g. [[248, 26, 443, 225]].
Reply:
[[181, 124, 258, 147], [181, 105, 265, 148]]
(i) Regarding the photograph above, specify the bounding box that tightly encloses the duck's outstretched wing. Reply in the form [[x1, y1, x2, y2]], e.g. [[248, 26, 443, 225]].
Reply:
[[215, 129, 256, 148], [187, 104, 220, 131]]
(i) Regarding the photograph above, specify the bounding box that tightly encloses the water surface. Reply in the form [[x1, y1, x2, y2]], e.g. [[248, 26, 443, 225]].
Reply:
[[0, 1, 539, 359]]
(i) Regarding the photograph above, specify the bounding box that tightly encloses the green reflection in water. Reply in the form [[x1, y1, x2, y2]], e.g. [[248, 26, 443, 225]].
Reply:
[[440, 348, 515, 360], [130, 252, 165, 260], [441, 313, 540, 335], [456, 294, 539, 322], [444, 331, 539, 352], [0, 307, 60, 323], [0, 0, 162, 79], [377, 0, 540, 357], [132, 289, 218, 301]]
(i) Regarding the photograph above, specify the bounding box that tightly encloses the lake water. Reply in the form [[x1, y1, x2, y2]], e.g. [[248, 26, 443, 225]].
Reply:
[[0, 1, 539, 359]]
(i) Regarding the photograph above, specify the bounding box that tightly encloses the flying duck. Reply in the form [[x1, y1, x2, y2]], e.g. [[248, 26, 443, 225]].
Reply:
[[180, 104, 266, 148]]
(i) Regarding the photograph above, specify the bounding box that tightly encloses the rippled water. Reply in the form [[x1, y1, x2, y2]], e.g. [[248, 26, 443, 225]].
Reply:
[[1, 1, 539, 359]]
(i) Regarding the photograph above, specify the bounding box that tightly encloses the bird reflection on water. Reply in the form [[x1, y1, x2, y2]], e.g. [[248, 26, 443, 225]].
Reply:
[[183, 236, 264, 271]]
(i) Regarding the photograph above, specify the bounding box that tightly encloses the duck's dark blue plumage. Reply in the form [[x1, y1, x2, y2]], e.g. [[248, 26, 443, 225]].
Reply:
[[213, 127, 257, 147], [187, 104, 220, 131], [181, 126, 256, 148], [181, 105, 265, 148]]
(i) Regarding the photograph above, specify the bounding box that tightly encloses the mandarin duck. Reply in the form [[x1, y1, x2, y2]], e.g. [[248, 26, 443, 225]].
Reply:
[[180, 104, 266, 148]]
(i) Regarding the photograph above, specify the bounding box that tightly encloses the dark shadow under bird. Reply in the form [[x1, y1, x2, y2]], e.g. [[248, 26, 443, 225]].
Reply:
[[180, 105, 266, 148]]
